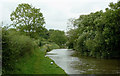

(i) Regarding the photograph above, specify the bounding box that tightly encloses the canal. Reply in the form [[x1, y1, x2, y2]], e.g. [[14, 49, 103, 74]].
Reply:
[[46, 49, 120, 74]]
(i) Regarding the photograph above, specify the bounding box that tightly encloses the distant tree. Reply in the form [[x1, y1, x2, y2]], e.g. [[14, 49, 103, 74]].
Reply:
[[49, 30, 67, 47], [10, 3, 45, 37]]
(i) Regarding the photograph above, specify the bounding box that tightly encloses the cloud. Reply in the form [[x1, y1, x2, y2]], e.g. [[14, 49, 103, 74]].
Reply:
[[0, 0, 117, 31]]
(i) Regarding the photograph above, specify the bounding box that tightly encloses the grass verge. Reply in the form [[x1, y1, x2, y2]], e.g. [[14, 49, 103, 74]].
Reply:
[[12, 47, 66, 74]]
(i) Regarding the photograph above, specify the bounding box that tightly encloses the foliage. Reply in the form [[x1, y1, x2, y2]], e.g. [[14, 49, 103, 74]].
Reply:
[[66, 1, 120, 59], [43, 43, 60, 52], [10, 3, 45, 38], [49, 29, 67, 47], [66, 29, 78, 49], [2, 28, 37, 73], [2, 3, 67, 74]]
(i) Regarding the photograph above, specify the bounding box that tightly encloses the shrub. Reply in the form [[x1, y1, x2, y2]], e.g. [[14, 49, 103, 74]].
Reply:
[[2, 29, 37, 74], [43, 43, 60, 52]]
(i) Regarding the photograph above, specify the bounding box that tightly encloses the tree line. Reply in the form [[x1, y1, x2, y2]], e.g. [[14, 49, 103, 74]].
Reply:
[[66, 1, 120, 59]]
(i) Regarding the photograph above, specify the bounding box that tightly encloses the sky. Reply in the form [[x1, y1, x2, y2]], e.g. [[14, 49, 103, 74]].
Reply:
[[0, 0, 117, 32]]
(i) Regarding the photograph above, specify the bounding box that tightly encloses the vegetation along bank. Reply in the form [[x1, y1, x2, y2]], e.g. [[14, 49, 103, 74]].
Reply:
[[66, 2, 120, 59], [2, 3, 67, 74]]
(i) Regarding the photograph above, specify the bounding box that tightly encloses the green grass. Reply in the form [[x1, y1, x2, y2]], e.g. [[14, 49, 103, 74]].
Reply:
[[12, 47, 66, 74]]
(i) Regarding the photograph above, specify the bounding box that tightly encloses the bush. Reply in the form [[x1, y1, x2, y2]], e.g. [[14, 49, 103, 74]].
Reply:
[[2, 29, 37, 74], [43, 43, 60, 52]]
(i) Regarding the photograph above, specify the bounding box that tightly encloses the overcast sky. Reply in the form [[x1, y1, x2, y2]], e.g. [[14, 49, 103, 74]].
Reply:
[[0, 0, 117, 32]]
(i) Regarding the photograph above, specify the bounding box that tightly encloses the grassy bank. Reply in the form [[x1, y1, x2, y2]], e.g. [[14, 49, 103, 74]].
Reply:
[[10, 47, 66, 74]]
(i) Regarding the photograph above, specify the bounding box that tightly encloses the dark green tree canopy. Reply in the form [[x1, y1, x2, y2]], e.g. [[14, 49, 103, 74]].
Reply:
[[10, 3, 45, 36], [66, 1, 120, 58]]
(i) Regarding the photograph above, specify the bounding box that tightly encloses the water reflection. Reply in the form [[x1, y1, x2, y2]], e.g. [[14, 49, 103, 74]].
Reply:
[[46, 49, 120, 74]]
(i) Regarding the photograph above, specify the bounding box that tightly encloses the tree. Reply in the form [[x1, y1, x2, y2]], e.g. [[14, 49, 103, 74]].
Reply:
[[49, 30, 67, 47], [10, 3, 45, 37], [66, 1, 120, 58]]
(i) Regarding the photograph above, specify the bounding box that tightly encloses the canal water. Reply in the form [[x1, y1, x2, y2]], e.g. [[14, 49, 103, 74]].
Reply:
[[45, 49, 120, 74]]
